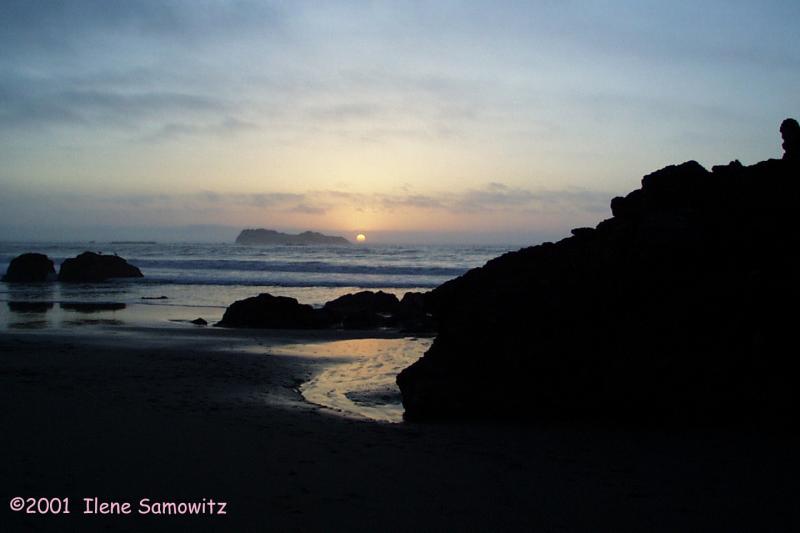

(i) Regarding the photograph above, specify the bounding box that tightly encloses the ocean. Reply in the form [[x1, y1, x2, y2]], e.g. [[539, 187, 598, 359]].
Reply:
[[0, 240, 515, 313], [0, 241, 517, 421]]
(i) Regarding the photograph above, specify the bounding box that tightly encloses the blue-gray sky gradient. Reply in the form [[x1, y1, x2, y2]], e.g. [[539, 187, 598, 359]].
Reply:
[[1, 1, 797, 242]]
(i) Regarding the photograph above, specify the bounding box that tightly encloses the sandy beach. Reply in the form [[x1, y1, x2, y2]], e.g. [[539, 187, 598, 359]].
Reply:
[[1, 324, 797, 532]]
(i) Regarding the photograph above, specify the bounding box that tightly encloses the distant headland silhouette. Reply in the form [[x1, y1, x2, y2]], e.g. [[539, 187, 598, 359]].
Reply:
[[235, 229, 351, 246]]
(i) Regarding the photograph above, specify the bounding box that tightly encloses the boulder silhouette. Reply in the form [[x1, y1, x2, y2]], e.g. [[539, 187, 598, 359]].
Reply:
[[397, 120, 800, 425], [320, 290, 400, 328], [396, 291, 436, 332], [2, 253, 56, 282], [218, 290, 435, 331], [323, 290, 400, 314], [58, 252, 143, 282], [216, 293, 323, 329]]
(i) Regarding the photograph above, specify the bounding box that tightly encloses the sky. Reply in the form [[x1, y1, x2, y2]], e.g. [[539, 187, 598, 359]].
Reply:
[[1, 0, 798, 244]]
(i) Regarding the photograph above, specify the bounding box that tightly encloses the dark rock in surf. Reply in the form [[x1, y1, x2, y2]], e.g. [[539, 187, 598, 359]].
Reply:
[[398, 291, 426, 317], [58, 252, 143, 282], [323, 290, 400, 315], [397, 291, 436, 332], [322, 290, 400, 329], [2, 253, 56, 282], [216, 293, 323, 329], [397, 120, 800, 425], [191, 318, 208, 326], [218, 290, 437, 331]]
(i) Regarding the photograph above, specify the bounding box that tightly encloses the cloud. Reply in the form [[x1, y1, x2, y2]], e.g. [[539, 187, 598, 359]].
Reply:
[[301, 184, 611, 216], [0, 79, 229, 130], [0, 183, 611, 226], [0, 177, 615, 244], [379, 194, 445, 210], [243, 193, 305, 208], [140, 117, 258, 142], [288, 204, 328, 215], [455, 183, 536, 211], [0, 1, 287, 140], [304, 184, 610, 216], [0, 1, 285, 53], [304, 103, 382, 122]]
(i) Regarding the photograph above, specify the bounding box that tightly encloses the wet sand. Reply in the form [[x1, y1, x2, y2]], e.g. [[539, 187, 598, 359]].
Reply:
[[1, 326, 798, 532]]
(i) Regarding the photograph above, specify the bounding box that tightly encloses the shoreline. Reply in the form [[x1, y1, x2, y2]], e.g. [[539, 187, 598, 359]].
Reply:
[[1, 325, 798, 531], [0, 320, 432, 421]]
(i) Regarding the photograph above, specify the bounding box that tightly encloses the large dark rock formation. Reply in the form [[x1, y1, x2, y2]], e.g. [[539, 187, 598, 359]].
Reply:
[[236, 229, 350, 245], [216, 293, 323, 329], [397, 120, 800, 424], [58, 252, 143, 282], [2, 253, 56, 282]]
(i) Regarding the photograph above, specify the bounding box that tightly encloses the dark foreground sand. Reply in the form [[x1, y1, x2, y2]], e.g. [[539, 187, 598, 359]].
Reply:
[[1, 327, 798, 532]]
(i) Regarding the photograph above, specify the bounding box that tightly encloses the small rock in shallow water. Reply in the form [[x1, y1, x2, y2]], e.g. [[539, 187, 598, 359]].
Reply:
[[190, 318, 208, 326], [2, 253, 56, 282], [58, 251, 143, 282], [217, 293, 323, 329]]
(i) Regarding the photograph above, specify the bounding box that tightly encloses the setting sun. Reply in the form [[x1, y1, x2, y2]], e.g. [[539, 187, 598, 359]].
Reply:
[[356, 233, 366, 243]]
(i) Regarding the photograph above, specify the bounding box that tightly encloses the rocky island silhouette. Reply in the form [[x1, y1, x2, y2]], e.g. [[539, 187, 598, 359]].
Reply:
[[235, 229, 351, 245]]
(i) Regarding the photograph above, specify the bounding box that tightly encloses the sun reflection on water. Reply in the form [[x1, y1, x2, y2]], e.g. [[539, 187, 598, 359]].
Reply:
[[270, 337, 432, 423]]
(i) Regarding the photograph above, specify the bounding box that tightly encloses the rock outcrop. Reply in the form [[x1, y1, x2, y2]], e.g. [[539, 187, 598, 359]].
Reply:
[[323, 290, 400, 315], [235, 229, 351, 246], [217, 290, 433, 331], [216, 293, 323, 329], [781, 118, 799, 160], [2, 253, 56, 282], [397, 120, 800, 425], [322, 290, 400, 328], [58, 252, 143, 282], [397, 292, 436, 332]]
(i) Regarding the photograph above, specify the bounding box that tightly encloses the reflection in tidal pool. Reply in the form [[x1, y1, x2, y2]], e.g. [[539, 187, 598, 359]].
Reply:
[[8, 301, 54, 313], [269, 337, 433, 423], [60, 302, 126, 313]]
